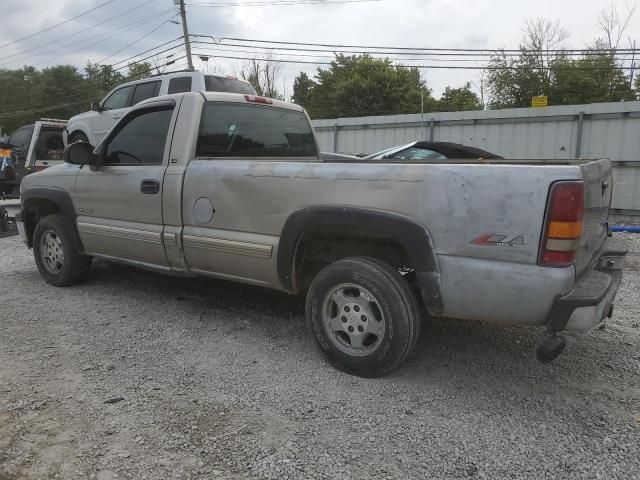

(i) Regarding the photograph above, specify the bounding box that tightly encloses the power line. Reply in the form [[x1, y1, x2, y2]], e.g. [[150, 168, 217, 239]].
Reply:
[[191, 36, 639, 59], [108, 38, 185, 68], [0, 9, 177, 68], [191, 43, 497, 62], [193, 34, 640, 55], [0, 0, 159, 64], [0, 55, 188, 119], [190, 40, 640, 63], [0, 42, 186, 115], [95, 15, 180, 65], [0, 0, 120, 50], [185, 0, 381, 5], [30, 11, 178, 69], [191, 49, 640, 71]]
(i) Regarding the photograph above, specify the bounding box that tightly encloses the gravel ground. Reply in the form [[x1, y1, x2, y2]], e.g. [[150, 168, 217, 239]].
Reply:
[[1, 233, 639, 480]]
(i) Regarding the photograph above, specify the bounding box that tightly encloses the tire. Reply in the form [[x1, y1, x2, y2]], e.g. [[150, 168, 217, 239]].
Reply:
[[33, 214, 91, 287], [305, 257, 421, 377], [69, 131, 89, 144]]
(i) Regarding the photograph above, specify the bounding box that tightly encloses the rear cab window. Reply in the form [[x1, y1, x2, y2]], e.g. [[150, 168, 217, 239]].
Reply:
[[168, 76, 193, 94], [196, 102, 317, 158], [34, 126, 65, 161], [204, 76, 256, 94]]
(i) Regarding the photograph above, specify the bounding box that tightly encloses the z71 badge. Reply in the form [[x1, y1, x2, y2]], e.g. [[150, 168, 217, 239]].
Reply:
[[472, 233, 526, 248]]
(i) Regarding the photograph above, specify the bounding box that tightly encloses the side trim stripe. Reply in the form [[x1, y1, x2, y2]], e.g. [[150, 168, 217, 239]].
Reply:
[[77, 222, 162, 245], [183, 235, 272, 259]]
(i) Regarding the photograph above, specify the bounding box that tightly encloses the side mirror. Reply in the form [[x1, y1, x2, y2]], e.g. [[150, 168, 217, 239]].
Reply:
[[64, 141, 98, 166], [91, 101, 102, 112]]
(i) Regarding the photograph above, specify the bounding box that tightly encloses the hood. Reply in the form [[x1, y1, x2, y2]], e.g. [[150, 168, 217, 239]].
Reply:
[[68, 109, 97, 123]]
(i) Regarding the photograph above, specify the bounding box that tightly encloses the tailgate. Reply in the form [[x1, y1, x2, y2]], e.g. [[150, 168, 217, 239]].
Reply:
[[575, 159, 612, 276]]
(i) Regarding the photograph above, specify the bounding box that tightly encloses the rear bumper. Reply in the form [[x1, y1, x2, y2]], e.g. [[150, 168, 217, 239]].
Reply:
[[547, 238, 627, 332]]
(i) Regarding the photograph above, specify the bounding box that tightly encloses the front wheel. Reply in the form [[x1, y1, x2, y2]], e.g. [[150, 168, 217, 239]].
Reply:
[[305, 257, 421, 377], [33, 214, 91, 286]]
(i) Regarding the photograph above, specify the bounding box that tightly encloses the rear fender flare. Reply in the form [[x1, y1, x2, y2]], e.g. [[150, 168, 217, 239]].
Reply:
[[277, 206, 443, 314]]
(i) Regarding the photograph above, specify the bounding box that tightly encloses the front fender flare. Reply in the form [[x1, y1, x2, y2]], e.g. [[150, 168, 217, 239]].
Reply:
[[21, 187, 84, 252]]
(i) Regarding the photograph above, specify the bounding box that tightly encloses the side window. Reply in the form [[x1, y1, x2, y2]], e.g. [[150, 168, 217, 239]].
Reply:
[[131, 81, 160, 105], [167, 76, 192, 94], [389, 147, 447, 161], [102, 86, 133, 110], [8, 127, 32, 149], [104, 108, 173, 165]]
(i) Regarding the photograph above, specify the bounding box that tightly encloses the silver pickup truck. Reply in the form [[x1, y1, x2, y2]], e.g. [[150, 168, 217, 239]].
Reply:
[[17, 92, 627, 377]]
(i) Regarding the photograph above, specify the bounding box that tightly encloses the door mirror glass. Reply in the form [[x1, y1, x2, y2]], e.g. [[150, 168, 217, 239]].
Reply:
[[64, 141, 95, 165], [91, 101, 102, 112]]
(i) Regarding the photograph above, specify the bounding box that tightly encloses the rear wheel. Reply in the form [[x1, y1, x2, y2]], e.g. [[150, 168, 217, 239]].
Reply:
[[305, 257, 421, 377], [33, 214, 91, 286]]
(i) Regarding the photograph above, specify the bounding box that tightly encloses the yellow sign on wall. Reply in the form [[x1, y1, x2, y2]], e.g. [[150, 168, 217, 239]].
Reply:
[[532, 96, 548, 108]]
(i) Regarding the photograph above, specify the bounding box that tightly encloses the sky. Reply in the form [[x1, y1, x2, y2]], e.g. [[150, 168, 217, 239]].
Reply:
[[0, 0, 636, 99]]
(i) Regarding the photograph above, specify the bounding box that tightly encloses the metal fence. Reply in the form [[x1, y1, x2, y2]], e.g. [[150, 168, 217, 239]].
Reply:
[[311, 101, 640, 214]]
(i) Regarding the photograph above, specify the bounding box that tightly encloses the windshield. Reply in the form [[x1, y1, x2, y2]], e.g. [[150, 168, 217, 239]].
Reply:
[[204, 75, 257, 95]]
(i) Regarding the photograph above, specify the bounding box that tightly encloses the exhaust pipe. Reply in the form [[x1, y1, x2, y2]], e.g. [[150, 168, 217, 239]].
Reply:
[[536, 334, 566, 363]]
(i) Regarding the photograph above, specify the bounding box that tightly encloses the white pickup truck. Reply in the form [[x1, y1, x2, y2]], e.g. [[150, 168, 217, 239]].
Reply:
[[17, 92, 627, 377]]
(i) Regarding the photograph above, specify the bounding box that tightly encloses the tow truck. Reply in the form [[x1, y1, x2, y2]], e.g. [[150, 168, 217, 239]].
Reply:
[[0, 119, 66, 237]]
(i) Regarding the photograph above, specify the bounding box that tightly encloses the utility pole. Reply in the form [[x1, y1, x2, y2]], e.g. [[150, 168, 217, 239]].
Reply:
[[177, 0, 193, 70]]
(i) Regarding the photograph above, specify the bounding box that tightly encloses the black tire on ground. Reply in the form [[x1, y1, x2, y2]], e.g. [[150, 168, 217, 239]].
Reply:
[[33, 214, 91, 287], [68, 131, 89, 144], [305, 257, 421, 377]]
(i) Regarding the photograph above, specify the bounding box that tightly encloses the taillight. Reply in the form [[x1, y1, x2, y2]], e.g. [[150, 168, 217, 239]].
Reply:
[[539, 181, 585, 267], [244, 95, 273, 105]]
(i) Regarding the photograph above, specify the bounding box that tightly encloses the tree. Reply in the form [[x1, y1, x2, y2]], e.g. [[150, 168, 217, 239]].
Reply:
[[84, 62, 123, 100], [238, 57, 283, 99], [598, 3, 636, 52], [32, 66, 93, 121], [486, 50, 546, 108], [127, 62, 153, 81], [299, 54, 433, 119], [435, 83, 482, 112], [550, 49, 635, 104], [522, 18, 570, 93], [292, 72, 316, 108]]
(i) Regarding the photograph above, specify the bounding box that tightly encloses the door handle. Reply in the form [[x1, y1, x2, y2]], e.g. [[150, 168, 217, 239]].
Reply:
[[140, 179, 160, 194]]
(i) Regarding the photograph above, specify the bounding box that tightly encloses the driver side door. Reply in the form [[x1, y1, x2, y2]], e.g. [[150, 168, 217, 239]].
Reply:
[[73, 103, 176, 269]]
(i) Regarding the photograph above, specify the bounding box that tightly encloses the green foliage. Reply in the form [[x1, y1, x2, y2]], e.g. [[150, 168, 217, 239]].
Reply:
[[127, 62, 154, 80], [0, 65, 97, 133], [486, 51, 546, 108], [84, 61, 124, 96], [434, 82, 482, 112], [0, 62, 155, 134], [296, 54, 433, 119], [292, 72, 315, 107], [549, 51, 635, 104]]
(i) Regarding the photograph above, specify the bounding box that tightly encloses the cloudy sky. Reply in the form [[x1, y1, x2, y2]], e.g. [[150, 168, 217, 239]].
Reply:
[[0, 0, 636, 98]]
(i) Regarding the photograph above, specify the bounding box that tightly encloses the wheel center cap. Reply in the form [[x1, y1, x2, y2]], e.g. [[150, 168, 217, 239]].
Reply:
[[348, 313, 359, 325]]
